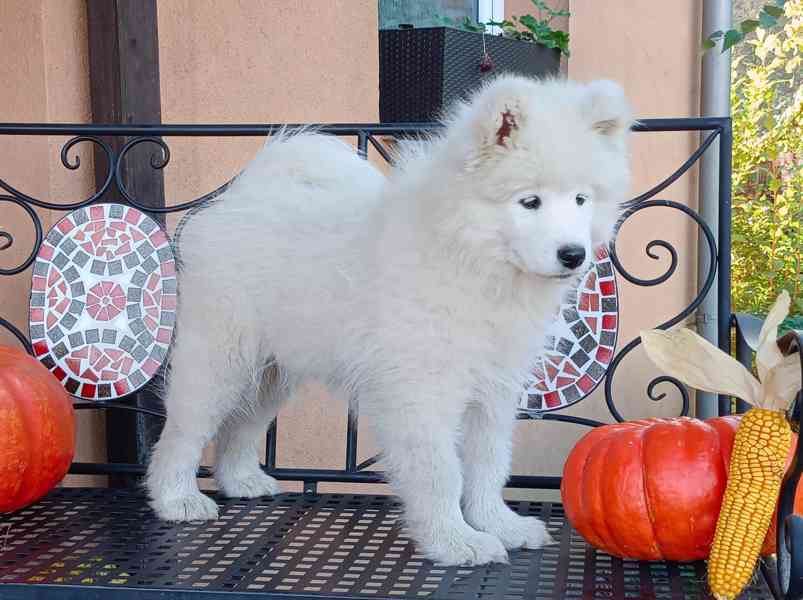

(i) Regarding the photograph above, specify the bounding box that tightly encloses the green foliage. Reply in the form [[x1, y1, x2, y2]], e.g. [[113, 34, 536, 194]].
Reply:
[[731, 0, 803, 318], [439, 0, 570, 56], [779, 315, 803, 335], [704, 1, 788, 52]]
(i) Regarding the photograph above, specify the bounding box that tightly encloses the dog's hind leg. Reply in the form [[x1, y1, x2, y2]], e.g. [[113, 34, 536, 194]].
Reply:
[[214, 363, 293, 498], [146, 327, 260, 522], [459, 397, 552, 550]]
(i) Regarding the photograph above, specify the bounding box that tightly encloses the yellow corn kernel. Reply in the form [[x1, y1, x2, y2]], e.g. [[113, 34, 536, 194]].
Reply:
[[708, 408, 792, 600]]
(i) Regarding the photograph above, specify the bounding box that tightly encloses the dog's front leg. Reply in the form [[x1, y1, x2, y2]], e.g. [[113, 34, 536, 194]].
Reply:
[[372, 388, 508, 566], [460, 398, 553, 550]]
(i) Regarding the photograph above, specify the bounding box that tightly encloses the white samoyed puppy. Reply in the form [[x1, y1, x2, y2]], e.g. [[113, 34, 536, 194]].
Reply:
[[146, 75, 632, 566]]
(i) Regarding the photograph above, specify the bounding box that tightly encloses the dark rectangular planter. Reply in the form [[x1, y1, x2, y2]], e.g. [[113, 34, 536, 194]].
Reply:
[[379, 27, 560, 123]]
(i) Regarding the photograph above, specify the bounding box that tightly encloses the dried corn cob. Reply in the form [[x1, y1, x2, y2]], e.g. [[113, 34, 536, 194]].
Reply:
[[708, 407, 792, 600]]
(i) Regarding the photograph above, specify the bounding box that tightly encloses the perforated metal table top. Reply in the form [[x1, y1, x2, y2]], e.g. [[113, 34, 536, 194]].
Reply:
[[0, 489, 773, 600]]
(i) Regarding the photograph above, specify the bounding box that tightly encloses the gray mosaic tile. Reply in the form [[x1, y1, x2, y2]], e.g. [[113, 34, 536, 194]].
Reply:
[[85, 329, 100, 344], [73, 250, 90, 267], [571, 349, 590, 368]]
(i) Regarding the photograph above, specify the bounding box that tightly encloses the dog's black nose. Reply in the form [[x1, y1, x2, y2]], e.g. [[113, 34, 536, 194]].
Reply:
[[557, 245, 586, 270]]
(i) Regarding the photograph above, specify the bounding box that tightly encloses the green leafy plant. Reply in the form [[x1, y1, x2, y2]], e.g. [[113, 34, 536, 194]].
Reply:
[[439, 0, 570, 56], [731, 0, 802, 318], [704, 1, 788, 52]]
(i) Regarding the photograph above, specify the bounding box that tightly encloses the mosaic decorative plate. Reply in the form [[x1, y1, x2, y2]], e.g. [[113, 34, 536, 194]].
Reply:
[[519, 246, 619, 414], [29, 204, 176, 400]]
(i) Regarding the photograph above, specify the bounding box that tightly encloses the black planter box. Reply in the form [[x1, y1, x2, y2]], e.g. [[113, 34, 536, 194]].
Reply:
[[379, 27, 560, 123]]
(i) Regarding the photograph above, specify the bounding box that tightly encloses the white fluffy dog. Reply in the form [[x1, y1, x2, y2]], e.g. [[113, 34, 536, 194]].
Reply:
[[146, 76, 632, 566]]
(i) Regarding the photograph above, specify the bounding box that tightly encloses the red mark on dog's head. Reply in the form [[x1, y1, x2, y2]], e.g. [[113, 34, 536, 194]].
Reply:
[[495, 109, 518, 147]]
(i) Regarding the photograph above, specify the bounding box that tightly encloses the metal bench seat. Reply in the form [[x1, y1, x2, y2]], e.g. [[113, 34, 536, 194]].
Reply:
[[0, 488, 776, 600]]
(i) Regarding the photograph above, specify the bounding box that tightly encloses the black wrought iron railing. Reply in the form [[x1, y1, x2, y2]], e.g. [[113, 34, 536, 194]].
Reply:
[[0, 117, 734, 492]]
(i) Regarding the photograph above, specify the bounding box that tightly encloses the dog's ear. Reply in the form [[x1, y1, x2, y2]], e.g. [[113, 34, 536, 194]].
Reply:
[[584, 80, 632, 139], [462, 76, 534, 152]]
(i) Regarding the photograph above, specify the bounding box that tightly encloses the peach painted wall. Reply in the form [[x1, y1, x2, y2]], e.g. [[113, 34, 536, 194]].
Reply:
[[0, 1, 703, 497], [156, 0, 381, 493]]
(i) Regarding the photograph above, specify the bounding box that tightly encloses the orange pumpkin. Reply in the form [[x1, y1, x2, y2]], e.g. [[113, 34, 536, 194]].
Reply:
[[561, 416, 802, 561], [0, 345, 75, 512]]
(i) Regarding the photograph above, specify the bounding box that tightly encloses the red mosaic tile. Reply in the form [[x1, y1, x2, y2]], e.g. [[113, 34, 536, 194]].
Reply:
[[52, 366, 67, 382], [81, 369, 98, 382], [31, 276, 46, 292], [596, 347, 613, 364], [577, 375, 595, 393], [161, 260, 176, 277], [46, 314, 57, 329], [57, 218, 74, 234], [89, 346, 102, 364], [595, 246, 609, 261], [590, 294, 599, 312], [124, 207, 142, 225], [585, 316, 597, 334], [585, 270, 597, 290], [579, 293, 590, 311], [156, 328, 172, 343], [47, 269, 60, 287], [600, 280, 615, 296], [90, 206, 104, 220], [602, 314, 617, 330], [100, 370, 116, 381], [55, 298, 72, 315], [149, 230, 168, 247], [563, 362, 580, 377], [114, 380, 129, 396], [33, 341, 49, 356], [81, 383, 96, 398], [544, 391, 560, 408], [73, 346, 89, 359], [65, 357, 82, 376], [546, 363, 558, 382], [556, 376, 576, 388], [38, 244, 54, 260], [142, 358, 160, 377], [534, 382, 548, 392], [161, 294, 177, 310]]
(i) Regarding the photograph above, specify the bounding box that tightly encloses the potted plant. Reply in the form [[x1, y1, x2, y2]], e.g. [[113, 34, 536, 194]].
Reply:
[[379, 0, 569, 123]]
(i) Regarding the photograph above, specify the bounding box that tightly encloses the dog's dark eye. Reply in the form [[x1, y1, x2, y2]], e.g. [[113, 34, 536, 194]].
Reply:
[[519, 195, 541, 210], [576, 194, 588, 206]]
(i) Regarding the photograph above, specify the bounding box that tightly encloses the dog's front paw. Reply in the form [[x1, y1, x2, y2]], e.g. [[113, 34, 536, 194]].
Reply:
[[218, 471, 281, 499], [150, 492, 220, 522], [421, 527, 509, 566], [468, 509, 553, 550]]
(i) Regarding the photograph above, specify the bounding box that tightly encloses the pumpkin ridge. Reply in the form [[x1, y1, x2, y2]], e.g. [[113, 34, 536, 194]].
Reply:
[[640, 423, 665, 559], [4, 367, 36, 509], [592, 434, 628, 557], [577, 427, 623, 552]]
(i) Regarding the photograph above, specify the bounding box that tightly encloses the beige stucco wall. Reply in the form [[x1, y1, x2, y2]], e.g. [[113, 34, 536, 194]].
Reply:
[[0, 1, 702, 497], [0, 0, 104, 484]]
